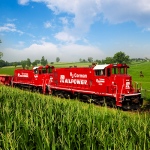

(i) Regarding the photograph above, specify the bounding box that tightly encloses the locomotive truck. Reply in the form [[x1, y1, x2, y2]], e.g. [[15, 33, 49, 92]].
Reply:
[[0, 63, 143, 110]]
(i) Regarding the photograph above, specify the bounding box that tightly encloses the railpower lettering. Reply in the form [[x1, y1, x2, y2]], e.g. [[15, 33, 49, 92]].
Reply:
[[60, 75, 87, 85], [60, 78, 87, 85]]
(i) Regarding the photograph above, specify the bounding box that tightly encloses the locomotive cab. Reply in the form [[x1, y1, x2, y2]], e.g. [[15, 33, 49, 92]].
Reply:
[[33, 65, 54, 75], [32, 65, 55, 93], [94, 64, 128, 77], [93, 64, 143, 109]]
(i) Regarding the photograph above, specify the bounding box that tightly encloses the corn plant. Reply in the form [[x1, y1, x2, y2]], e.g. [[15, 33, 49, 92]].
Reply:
[[0, 86, 150, 150]]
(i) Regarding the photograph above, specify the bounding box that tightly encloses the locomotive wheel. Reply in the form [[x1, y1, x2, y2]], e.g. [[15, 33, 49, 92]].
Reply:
[[64, 93, 71, 99], [122, 102, 131, 110], [82, 95, 92, 103], [32, 87, 38, 93], [58, 94, 64, 98], [55, 92, 64, 98]]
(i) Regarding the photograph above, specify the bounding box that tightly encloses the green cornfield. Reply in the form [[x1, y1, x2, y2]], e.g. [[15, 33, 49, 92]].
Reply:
[[0, 86, 150, 150]]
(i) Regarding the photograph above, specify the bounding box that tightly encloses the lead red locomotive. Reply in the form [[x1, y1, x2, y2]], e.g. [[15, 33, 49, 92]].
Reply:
[[0, 63, 143, 110]]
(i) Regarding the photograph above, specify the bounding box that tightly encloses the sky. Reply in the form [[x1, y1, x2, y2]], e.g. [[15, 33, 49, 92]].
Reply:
[[0, 0, 150, 62]]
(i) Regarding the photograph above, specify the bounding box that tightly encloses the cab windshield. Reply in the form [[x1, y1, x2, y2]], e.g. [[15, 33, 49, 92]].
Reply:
[[112, 67, 127, 74], [33, 67, 53, 74]]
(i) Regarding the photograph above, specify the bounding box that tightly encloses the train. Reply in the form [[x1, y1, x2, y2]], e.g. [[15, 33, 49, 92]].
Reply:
[[0, 63, 143, 110]]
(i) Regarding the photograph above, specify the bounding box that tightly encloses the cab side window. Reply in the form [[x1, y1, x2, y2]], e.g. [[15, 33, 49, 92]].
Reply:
[[42, 68, 46, 74], [34, 69, 38, 74], [95, 69, 104, 76], [107, 68, 111, 76]]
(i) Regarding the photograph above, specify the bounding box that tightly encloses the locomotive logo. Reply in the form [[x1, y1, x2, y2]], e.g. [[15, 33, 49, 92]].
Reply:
[[126, 81, 130, 89], [60, 75, 65, 80], [70, 72, 87, 78], [50, 76, 53, 82], [34, 74, 38, 78], [18, 73, 28, 77], [60, 75, 87, 85], [96, 78, 105, 85]]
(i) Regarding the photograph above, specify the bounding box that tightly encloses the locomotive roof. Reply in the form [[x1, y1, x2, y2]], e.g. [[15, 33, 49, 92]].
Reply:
[[93, 64, 109, 70], [33, 65, 54, 70], [93, 63, 129, 70]]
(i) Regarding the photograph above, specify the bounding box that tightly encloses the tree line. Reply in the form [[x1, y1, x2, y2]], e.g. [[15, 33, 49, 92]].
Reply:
[[0, 54, 61, 68], [0, 51, 148, 68], [80, 51, 148, 64]]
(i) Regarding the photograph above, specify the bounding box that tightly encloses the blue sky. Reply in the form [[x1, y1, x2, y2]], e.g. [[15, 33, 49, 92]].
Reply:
[[0, 0, 150, 62]]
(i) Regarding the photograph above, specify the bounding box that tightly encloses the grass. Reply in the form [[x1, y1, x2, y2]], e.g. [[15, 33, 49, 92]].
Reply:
[[0, 86, 150, 149], [53, 62, 92, 67], [127, 61, 150, 100], [0, 67, 17, 75], [128, 61, 150, 89]]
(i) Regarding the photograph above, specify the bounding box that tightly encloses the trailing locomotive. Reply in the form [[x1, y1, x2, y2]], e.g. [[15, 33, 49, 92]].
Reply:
[[0, 63, 143, 110], [12, 65, 54, 94]]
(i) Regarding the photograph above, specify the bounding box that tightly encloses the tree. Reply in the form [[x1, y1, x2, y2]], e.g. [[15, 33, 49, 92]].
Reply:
[[79, 58, 87, 63], [35, 60, 40, 64], [21, 60, 27, 69], [0, 52, 3, 59], [104, 57, 114, 64], [0, 60, 5, 67], [56, 57, 60, 62], [26, 58, 31, 67], [82, 59, 86, 62], [95, 59, 101, 64], [113, 51, 130, 64], [88, 57, 93, 63], [13, 62, 17, 68], [41, 56, 48, 66], [79, 58, 82, 62], [32, 61, 38, 67]]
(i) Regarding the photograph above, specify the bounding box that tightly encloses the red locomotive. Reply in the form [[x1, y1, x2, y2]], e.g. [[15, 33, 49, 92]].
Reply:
[[0, 63, 143, 110], [12, 65, 54, 94]]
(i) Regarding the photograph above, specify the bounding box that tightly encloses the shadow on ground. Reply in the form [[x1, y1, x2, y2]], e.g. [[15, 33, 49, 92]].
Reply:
[[141, 100, 150, 112]]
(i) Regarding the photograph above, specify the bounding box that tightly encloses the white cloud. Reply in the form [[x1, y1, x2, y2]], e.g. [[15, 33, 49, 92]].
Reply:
[[19, 0, 102, 34], [7, 18, 17, 22], [44, 21, 52, 28], [59, 17, 69, 25], [145, 28, 150, 32], [1, 42, 105, 62], [54, 32, 78, 43], [15, 41, 25, 48], [101, 0, 150, 26], [18, 0, 29, 5], [0, 23, 23, 34], [58, 44, 104, 61], [17, 0, 150, 44], [19, 0, 150, 27]]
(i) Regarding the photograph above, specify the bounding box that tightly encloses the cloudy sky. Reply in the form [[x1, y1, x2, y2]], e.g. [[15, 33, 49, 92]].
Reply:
[[0, 0, 150, 62]]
